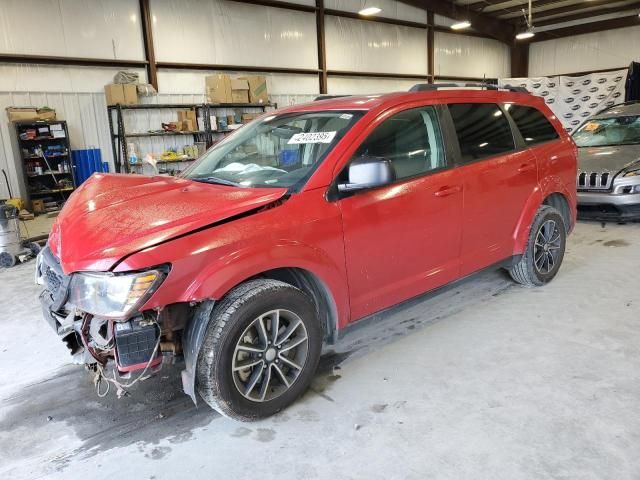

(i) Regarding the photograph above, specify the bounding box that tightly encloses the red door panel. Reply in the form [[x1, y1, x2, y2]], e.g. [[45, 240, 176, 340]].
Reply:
[[338, 169, 463, 321], [458, 149, 538, 275]]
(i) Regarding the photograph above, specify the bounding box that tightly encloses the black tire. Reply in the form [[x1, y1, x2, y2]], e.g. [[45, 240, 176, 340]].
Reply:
[[196, 279, 322, 421], [509, 205, 567, 287], [26, 242, 41, 256], [0, 252, 16, 268]]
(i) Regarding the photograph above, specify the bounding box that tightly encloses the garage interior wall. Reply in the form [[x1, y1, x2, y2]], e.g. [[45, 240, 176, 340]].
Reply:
[[0, 0, 627, 199], [529, 26, 640, 77]]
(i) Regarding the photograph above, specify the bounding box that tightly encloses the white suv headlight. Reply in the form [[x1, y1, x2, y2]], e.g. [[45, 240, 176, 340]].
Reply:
[[68, 269, 165, 319]]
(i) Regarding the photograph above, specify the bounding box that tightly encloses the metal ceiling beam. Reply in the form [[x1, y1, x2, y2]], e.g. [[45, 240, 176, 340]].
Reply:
[[0, 54, 148, 68], [467, 0, 547, 12], [502, 0, 624, 21], [525, 14, 640, 41], [534, 2, 640, 28], [397, 0, 516, 43]]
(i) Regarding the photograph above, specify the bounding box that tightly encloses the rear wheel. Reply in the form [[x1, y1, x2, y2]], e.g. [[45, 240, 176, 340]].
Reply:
[[509, 205, 566, 286], [196, 279, 322, 421]]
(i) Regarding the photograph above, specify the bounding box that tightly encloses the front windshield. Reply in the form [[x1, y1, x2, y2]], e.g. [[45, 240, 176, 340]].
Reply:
[[573, 115, 640, 147], [184, 110, 363, 189]]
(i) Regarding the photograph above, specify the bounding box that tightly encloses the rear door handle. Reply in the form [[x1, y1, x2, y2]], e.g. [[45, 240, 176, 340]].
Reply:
[[517, 163, 536, 173], [434, 185, 462, 197]]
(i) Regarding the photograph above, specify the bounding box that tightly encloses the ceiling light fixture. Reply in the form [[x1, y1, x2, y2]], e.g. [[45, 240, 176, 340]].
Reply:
[[516, 0, 535, 40], [516, 30, 535, 40], [451, 20, 471, 30], [359, 6, 382, 16]]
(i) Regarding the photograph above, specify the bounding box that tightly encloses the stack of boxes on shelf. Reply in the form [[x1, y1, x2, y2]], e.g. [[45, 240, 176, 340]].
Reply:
[[205, 74, 269, 104], [205, 74, 268, 132], [104, 83, 139, 106], [176, 109, 197, 132]]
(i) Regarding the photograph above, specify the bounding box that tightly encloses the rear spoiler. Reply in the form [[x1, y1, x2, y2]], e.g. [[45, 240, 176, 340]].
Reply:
[[410, 83, 529, 94]]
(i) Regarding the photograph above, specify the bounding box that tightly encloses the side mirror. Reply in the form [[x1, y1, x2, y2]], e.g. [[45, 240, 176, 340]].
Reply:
[[338, 156, 395, 192]]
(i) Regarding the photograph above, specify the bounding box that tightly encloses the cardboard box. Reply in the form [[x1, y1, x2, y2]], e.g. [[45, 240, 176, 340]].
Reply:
[[231, 79, 249, 103], [123, 84, 138, 105], [104, 84, 138, 105], [241, 113, 259, 123], [36, 108, 57, 121], [177, 110, 197, 124], [32, 199, 45, 214], [239, 76, 268, 104], [105, 84, 124, 105], [6, 107, 38, 122], [182, 119, 196, 131], [205, 74, 232, 103], [6, 107, 57, 122]]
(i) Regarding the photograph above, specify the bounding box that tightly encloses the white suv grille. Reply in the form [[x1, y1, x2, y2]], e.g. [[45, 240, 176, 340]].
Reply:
[[577, 171, 613, 191]]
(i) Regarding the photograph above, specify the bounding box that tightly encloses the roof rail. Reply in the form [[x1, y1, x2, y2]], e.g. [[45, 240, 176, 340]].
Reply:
[[409, 83, 529, 94], [313, 95, 351, 101], [593, 99, 640, 116]]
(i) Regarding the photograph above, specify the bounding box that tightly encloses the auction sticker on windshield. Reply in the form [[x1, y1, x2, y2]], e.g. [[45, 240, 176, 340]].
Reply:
[[288, 131, 337, 144]]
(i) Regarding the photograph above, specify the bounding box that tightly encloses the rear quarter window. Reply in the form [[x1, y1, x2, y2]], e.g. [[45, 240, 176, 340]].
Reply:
[[508, 105, 559, 146]]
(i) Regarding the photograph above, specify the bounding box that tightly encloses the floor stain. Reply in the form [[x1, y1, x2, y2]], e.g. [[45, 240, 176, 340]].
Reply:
[[371, 403, 388, 413], [230, 427, 252, 438], [0, 363, 217, 471], [297, 409, 320, 422], [603, 239, 629, 247], [145, 446, 171, 460], [255, 428, 276, 443]]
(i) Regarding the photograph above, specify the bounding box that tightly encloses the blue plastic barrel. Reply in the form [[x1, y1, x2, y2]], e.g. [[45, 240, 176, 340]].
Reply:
[[71, 148, 109, 185]]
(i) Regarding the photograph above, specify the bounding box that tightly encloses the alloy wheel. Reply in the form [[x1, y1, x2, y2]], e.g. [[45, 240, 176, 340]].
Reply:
[[533, 219, 562, 274], [231, 309, 309, 402]]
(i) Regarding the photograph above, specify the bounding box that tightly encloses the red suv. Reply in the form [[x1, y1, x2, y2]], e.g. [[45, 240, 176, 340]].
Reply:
[[37, 86, 577, 420]]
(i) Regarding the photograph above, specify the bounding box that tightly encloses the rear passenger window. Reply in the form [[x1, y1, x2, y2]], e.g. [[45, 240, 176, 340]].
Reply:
[[448, 103, 515, 162], [507, 104, 559, 146]]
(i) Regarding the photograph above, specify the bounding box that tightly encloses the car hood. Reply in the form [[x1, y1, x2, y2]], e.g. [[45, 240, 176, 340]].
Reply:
[[577, 145, 640, 173], [48, 173, 287, 274]]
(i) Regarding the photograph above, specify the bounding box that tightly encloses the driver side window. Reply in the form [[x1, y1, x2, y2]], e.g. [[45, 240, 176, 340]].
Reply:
[[352, 106, 446, 180]]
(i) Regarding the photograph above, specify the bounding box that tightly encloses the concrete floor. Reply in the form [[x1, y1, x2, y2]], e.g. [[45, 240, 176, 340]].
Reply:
[[1, 221, 639, 480]]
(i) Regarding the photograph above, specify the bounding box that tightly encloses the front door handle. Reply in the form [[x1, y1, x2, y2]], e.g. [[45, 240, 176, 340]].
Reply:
[[517, 163, 536, 173], [434, 185, 462, 197]]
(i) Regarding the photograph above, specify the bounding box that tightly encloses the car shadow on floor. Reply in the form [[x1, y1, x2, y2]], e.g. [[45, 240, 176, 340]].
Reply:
[[0, 269, 514, 471]]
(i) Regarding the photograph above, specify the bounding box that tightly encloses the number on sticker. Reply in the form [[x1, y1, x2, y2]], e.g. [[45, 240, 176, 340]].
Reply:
[[288, 132, 337, 144]]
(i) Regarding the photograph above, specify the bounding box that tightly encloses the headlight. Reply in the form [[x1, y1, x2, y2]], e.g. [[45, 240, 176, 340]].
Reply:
[[69, 269, 165, 319], [623, 169, 640, 177]]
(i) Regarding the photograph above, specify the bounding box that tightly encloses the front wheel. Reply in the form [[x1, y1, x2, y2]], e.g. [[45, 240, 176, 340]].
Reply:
[[509, 205, 567, 286], [196, 279, 322, 421]]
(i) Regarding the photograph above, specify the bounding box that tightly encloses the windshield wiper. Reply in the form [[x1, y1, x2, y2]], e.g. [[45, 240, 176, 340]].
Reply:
[[193, 176, 240, 187]]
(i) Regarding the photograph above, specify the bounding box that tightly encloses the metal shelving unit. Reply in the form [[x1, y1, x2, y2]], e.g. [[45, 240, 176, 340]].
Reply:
[[107, 102, 274, 173], [13, 120, 75, 211]]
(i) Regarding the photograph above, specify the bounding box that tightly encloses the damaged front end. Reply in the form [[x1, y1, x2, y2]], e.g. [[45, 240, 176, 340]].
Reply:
[[36, 245, 185, 396]]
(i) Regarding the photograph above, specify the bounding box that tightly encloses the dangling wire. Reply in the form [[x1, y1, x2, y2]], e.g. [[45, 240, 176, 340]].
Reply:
[[93, 317, 162, 399]]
